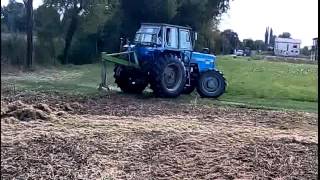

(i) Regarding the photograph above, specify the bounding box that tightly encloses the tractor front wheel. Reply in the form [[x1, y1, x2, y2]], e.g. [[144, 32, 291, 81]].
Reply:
[[150, 54, 186, 97], [196, 70, 226, 98], [114, 65, 148, 94]]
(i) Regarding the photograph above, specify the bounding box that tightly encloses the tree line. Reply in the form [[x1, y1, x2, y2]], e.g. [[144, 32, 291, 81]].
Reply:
[[1, 0, 311, 67], [2, 0, 233, 66]]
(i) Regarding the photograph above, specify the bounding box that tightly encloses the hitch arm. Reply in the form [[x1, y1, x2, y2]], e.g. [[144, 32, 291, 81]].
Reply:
[[101, 51, 139, 68], [99, 51, 140, 91]]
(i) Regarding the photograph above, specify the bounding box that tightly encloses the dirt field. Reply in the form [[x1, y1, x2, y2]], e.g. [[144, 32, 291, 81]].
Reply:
[[1, 90, 318, 179]]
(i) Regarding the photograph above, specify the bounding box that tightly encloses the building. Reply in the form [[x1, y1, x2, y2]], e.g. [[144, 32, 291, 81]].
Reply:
[[311, 38, 318, 61], [274, 37, 301, 56]]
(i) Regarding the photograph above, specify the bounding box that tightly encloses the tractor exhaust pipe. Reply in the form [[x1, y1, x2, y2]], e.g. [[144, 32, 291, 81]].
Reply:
[[119, 38, 124, 52]]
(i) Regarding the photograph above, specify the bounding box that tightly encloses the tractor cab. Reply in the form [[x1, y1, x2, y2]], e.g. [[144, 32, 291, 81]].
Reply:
[[133, 23, 195, 51], [132, 23, 217, 74]]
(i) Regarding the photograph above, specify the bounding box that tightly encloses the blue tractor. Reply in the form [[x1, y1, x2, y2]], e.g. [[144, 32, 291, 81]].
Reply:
[[100, 23, 226, 98]]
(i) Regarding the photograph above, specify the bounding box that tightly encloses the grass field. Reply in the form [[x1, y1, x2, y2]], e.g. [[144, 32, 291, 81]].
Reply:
[[1, 56, 318, 112], [217, 56, 318, 112]]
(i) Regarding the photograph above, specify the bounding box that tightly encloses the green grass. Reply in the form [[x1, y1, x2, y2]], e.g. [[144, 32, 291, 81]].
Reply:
[[218, 56, 317, 102], [2, 56, 318, 112], [214, 56, 318, 112], [3, 64, 106, 95]]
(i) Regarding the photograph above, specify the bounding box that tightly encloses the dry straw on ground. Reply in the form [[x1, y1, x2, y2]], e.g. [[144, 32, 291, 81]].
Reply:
[[1, 91, 318, 179]]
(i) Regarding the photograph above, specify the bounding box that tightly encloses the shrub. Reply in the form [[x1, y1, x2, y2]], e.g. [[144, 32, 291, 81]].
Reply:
[[1, 33, 26, 66]]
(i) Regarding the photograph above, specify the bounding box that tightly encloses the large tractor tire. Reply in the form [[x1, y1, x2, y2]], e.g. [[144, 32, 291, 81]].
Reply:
[[114, 65, 148, 94], [196, 70, 226, 98], [150, 54, 186, 98]]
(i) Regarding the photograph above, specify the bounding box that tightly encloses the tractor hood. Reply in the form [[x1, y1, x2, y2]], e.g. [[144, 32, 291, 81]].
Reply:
[[191, 52, 216, 72]]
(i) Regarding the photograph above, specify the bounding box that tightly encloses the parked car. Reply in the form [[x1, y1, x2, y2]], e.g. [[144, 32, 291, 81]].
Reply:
[[235, 50, 244, 56]]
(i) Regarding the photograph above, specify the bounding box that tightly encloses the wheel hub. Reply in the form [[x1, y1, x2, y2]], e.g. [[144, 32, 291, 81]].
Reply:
[[163, 64, 182, 91], [203, 77, 219, 93]]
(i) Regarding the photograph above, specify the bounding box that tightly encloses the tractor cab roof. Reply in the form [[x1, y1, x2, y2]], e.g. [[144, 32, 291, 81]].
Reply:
[[141, 23, 192, 30]]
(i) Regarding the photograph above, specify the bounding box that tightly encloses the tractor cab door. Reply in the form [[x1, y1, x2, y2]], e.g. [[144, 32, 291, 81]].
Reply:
[[179, 29, 192, 51], [164, 27, 178, 49], [179, 29, 192, 63]]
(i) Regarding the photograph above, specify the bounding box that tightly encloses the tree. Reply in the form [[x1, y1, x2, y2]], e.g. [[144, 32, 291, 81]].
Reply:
[[2, 0, 26, 32], [119, 0, 230, 45], [301, 46, 310, 56], [243, 39, 255, 50], [43, 0, 109, 64], [100, 3, 123, 53], [221, 29, 240, 54], [1, 6, 9, 32], [212, 30, 222, 54], [269, 28, 273, 45], [279, 32, 291, 38], [34, 5, 62, 64], [172, 0, 229, 51], [264, 27, 269, 45], [253, 40, 266, 51], [173, 0, 230, 30], [34, 5, 62, 38], [45, 0, 85, 64], [24, 0, 33, 69], [3, 0, 233, 65], [119, 0, 179, 39], [269, 36, 276, 47]]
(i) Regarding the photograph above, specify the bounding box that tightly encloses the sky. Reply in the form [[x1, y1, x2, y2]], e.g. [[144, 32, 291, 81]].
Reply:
[[1, 0, 42, 8], [219, 0, 318, 47], [2, 0, 318, 46]]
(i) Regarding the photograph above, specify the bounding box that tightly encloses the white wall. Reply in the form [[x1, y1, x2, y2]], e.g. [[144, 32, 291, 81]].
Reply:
[[274, 41, 300, 56]]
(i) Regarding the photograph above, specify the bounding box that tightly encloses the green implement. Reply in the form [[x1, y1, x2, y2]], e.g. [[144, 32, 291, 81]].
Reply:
[[99, 51, 140, 90], [101, 51, 140, 68]]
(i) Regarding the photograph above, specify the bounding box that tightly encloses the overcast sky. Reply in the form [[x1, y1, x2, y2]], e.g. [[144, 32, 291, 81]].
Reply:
[[2, 0, 318, 46], [219, 0, 318, 47], [1, 0, 42, 8]]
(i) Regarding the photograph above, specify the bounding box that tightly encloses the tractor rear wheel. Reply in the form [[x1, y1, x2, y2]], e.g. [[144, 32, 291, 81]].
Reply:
[[150, 54, 186, 97], [196, 70, 226, 98], [114, 65, 148, 94]]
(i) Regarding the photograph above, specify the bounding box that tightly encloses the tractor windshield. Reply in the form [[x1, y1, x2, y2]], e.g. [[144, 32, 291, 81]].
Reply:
[[134, 26, 161, 45]]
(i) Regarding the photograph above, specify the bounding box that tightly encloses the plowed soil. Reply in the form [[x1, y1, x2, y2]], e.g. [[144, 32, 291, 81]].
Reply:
[[1, 91, 318, 179]]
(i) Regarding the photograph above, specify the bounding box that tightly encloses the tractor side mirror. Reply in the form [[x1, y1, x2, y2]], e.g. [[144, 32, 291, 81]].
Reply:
[[192, 32, 198, 49], [203, 48, 209, 54]]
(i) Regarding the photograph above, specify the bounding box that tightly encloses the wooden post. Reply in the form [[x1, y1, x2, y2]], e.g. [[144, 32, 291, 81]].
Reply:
[[99, 59, 109, 91], [101, 61, 107, 87]]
